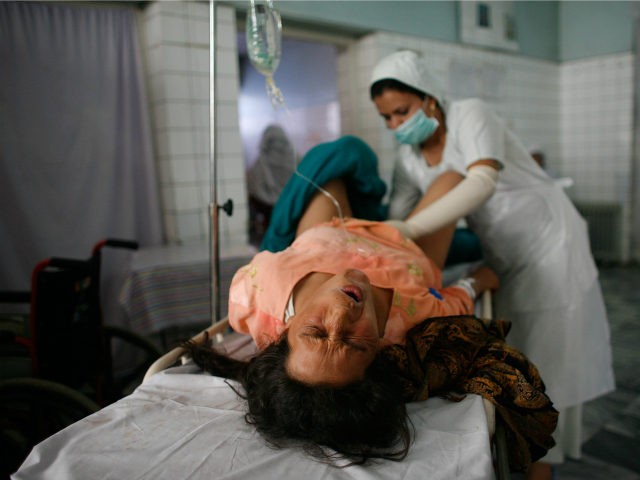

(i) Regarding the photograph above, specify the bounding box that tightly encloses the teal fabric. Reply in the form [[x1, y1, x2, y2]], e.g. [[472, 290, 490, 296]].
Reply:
[[260, 136, 388, 252], [446, 228, 483, 266]]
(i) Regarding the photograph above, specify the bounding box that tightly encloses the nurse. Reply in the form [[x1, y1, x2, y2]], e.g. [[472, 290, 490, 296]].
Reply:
[[369, 50, 615, 480]]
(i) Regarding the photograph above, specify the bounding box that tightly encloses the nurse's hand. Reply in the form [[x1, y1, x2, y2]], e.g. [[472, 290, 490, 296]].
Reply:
[[469, 265, 500, 295]]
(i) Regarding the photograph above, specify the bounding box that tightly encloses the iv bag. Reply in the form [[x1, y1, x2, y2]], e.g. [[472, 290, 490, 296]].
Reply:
[[246, 0, 281, 77], [246, 0, 285, 108]]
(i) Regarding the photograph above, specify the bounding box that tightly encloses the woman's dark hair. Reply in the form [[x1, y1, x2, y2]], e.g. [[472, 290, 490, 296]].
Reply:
[[370, 78, 426, 101], [184, 334, 412, 465], [370, 78, 446, 121]]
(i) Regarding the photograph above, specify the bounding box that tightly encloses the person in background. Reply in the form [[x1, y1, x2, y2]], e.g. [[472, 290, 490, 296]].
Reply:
[[369, 50, 615, 480], [246, 125, 296, 248]]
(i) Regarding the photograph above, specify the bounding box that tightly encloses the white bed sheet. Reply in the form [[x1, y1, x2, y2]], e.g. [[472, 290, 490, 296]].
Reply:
[[13, 365, 495, 480]]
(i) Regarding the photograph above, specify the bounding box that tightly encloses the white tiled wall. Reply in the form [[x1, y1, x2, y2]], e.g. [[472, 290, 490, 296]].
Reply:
[[560, 53, 634, 202], [140, 2, 247, 251], [560, 52, 634, 261]]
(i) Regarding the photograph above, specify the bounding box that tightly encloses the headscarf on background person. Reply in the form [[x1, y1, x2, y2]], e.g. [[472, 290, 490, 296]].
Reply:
[[247, 125, 296, 206]]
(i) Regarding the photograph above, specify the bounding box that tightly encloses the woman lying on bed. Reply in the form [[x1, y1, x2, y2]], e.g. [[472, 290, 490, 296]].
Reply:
[[185, 136, 558, 473]]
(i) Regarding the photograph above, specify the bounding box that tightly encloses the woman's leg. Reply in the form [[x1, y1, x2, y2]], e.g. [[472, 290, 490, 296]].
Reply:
[[296, 179, 353, 238], [409, 171, 464, 269], [295, 173, 461, 268]]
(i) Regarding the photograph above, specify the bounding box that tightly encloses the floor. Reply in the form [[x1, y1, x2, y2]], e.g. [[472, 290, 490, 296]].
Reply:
[[516, 266, 640, 480]]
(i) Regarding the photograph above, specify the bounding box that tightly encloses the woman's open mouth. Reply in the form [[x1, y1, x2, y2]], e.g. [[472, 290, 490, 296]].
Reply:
[[341, 286, 362, 303]]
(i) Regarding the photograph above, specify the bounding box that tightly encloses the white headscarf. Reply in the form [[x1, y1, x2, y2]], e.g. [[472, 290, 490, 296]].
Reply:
[[247, 125, 296, 205], [369, 50, 446, 105]]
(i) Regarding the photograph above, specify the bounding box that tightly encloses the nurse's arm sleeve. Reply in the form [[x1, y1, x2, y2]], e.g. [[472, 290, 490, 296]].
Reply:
[[384, 164, 498, 240]]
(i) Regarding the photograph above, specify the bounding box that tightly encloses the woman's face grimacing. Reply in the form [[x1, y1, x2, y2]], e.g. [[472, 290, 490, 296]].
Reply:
[[285, 269, 384, 387], [373, 89, 428, 130]]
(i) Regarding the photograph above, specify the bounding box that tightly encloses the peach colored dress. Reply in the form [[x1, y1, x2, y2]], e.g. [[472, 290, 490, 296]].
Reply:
[[228, 218, 473, 349]]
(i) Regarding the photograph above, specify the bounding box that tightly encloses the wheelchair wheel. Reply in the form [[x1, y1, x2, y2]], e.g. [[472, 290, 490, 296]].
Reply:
[[0, 377, 99, 477]]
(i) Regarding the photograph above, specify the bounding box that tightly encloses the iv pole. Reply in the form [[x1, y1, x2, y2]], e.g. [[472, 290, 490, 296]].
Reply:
[[142, 7, 226, 377], [209, 0, 220, 324], [209, 0, 234, 324]]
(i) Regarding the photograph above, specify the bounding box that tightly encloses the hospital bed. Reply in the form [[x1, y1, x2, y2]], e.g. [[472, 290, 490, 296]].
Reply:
[[12, 291, 510, 480]]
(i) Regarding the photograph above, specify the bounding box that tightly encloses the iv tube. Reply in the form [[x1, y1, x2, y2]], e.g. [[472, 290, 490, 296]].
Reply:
[[283, 134, 346, 225], [293, 168, 345, 223]]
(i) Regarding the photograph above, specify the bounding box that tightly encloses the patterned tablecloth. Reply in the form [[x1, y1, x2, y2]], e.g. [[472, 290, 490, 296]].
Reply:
[[118, 243, 252, 335]]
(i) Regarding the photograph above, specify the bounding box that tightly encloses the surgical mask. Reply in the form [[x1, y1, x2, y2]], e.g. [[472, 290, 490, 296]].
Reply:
[[393, 109, 439, 145]]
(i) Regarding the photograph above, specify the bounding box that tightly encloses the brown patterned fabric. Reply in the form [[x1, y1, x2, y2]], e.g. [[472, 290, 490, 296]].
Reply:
[[382, 315, 558, 472]]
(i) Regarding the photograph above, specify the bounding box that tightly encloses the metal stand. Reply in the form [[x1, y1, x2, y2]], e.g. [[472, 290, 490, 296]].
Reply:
[[209, 1, 233, 323]]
